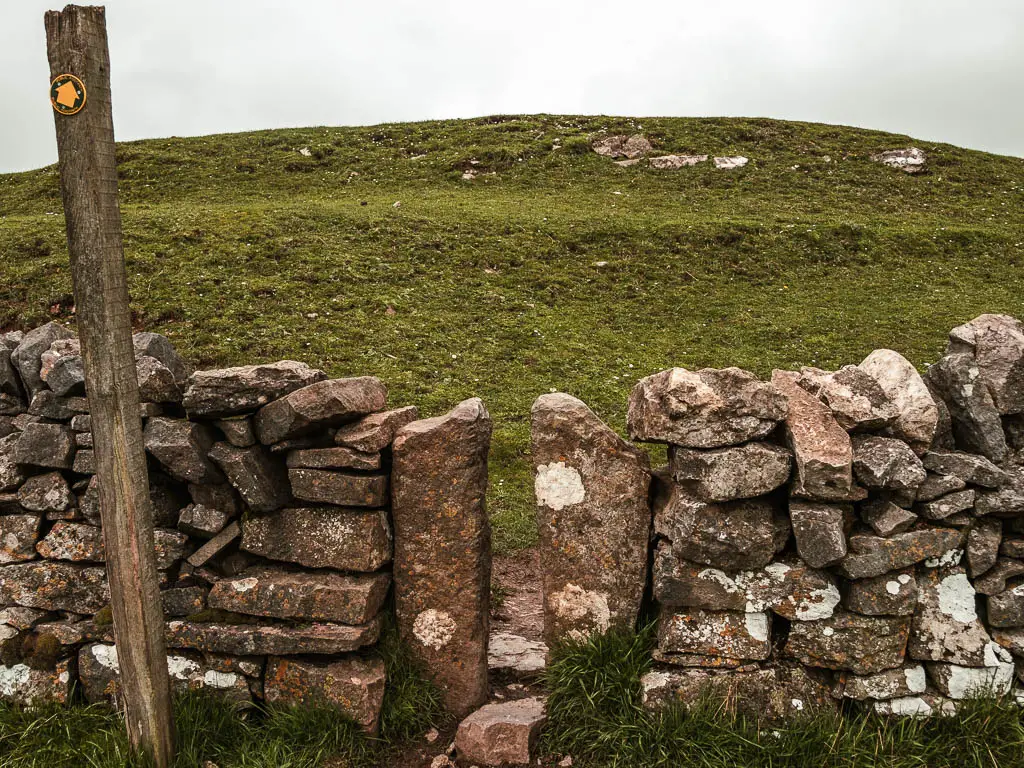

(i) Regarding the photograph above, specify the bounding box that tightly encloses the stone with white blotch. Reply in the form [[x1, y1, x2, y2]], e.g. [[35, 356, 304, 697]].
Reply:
[[652, 544, 840, 621], [946, 314, 1024, 415], [657, 607, 771, 661], [870, 148, 927, 174], [532, 393, 650, 645], [78, 643, 252, 706], [927, 651, 1015, 699], [843, 569, 917, 616], [860, 348, 937, 450], [796, 365, 898, 432], [488, 631, 547, 677], [783, 610, 910, 675], [843, 664, 928, 701], [909, 566, 1002, 667], [874, 693, 958, 718], [0, 658, 73, 706]]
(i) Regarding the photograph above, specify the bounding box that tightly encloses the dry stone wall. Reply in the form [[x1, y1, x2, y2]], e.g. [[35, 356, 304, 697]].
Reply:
[[535, 314, 1024, 720], [0, 322, 492, 731]]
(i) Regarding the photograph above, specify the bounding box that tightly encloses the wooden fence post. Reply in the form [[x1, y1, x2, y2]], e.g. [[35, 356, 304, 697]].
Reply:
[[44, 6, 175, 766]]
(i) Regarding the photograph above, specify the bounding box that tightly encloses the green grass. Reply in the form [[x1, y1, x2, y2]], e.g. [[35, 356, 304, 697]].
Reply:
[[0, 619, 445, 767], [2, 114, 1023, 551], [541, 626, 1024, 768]]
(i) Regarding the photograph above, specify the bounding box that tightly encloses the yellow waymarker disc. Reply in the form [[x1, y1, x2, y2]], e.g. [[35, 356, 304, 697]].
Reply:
[[50, 73, 87, 115]]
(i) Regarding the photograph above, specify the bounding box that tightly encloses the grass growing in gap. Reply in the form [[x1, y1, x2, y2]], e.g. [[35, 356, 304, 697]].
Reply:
[[0, 620, 445, 767], [541, 627, 1024, 768]]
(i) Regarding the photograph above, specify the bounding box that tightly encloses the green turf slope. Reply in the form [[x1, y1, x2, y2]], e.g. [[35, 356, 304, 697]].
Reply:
[[1, 115, 1022, 551]]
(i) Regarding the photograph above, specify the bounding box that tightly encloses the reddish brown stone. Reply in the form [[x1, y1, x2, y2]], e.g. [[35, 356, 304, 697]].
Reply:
[[455, 698, 547, 766], [208, 442, 290, 513], [165, 615, 381, 655], [183, 360, 327, 418], [531, 393, 651, 644], [254, 377, 387, 445], [391, 398, 492, 717], [286, 446, 382, 471], [264, 655, 386, 732], [208, 567, 390, 624], [288, 468, 388, 507], [334, 405, 419, 452]]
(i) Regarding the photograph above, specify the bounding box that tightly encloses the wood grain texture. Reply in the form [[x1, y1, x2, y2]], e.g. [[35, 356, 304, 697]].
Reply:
[[44, 6, 175, 765]]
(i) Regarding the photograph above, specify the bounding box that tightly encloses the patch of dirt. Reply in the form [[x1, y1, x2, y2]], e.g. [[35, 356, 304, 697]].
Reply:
[[490, 547, 543, 641]]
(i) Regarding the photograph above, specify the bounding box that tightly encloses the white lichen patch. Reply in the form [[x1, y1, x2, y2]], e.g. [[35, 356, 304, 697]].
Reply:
[[92, 644, 119, 672], [983, 641, 1011, 668], [413, 609, 458, 650], [745, 612, 769, 643], [167, 655, 201, 681], [822, 627, 835, 637], [0, 664, 31, 697], [936, 573, 977, 623], [877, 696, 933, 718], [231, 577, 259, 593], [898, 574, 912, 585], [791, 584, 841, 621], [940, 662, 1014, 699], [535, 462, 585, 511], [791, 698, 804, 711], [549, 584, 611, 635], [924, 549, 963, 568], [698, 568, 740, 594], [203, 670, 239, 689], [904, 665, 927, 694], [886, 581, 902, 595]]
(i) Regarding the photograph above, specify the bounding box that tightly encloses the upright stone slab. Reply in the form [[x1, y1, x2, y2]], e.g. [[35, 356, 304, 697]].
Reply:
[[532, 393, 651, 644], [859, 349, 939, 454], [946, 314, 1024, 415], [391, 398, 492, 717], [925, 353, 1007, 462]]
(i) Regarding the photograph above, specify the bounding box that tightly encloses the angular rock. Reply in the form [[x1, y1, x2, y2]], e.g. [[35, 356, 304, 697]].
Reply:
[[947, 314, 1024, 415], [0, 658, 73, 705], [72, 449, 94, 474], [208, 442, 290, 512], [860, 349, 940, 453], [652, 544, 840, 621], [254, 377, 387, 445], [628, 368, 786, 448], [186, 522, 240, 568], [391, 398, 492, 717], [286, 446, 381, 471], [844, 664, 928, 701], [10, 323, 75, 397], [862, 499, 918, 537], [974, 558, 1024, 596], [967, 519, 1002, 578], [0, 347, 22, 401], [0, 561, 108, 612], [669, 442, 791, 501], [214, 417, 256, 448], [241, 507, 390, 571], [784, 611, 910, 674], [772, 370, 853, 499], [843, 569, 917, 616], [915, 490, 975, 521], [838, 528, 965, 579], [143, 418, 223, 485], [871, 147, 927, 173], [264, 655, 386, 732], [591, 134, 652, 159], [975, 471, 1024, 516], [0, 435, 25, 492], [183, 360, 327, 418], [531, 393, 651, 644], [655, 485, 787, 570], [165, 616, 381, 655], [488, 632, 547, 678], [909, 566, 1000, 666], [27, 391, 87, 420], [177, 503, 230, 538], [658, 608, 771, 661], [79, 644, 251, 707], [0, 515, 42, 563], [641, 664, 835, 722], [926, 353, 1007, 462], [1000, 538, 1024, 559], [789, 501, 848, 568], [288, 468, 388, 507], [852, 435, 926, 491], [797, 365, 897, 431], [988, 585, 1024, 628], [187, 482, 242, 516], [916, 472, 967, 502], [873, 693, 957, 718], [136, 356, 182, 403], [928, 653, 1015, 699], [209, 567, 390, 624], [40, 338, 84, 396], [13, 423, 74, 470], [455, 697, 547, 767], [132, 332, 190, 385], [37, 522, 188, 569], [921, 450, 1009, 488], [334, 405, 419, 452], [160, 586, 208, 617], [16, 472, 72, 514]]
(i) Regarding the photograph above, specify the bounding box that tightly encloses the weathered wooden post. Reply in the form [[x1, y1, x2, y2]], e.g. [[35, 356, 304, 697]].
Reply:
[[44, 6, 175, 765]]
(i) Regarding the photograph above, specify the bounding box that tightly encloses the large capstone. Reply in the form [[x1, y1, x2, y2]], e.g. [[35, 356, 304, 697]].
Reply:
[[531, 393, 651, 644], [796, 365, 898, 431], [254, 377, 387, 444], [925, 353, 1007, 462], [784, 611, 910, 674], [859, 349, 939, 453], [240, 507, 392, 572], [669, 441, 791, 501], [208, 567, 390, 624], [772, 370, 853, 500], [655, 484, 788, 571], [183, 360, 327, 418], [946, 314, 1024, 415], [851, 435, 927, 492], [264, 656, 386, 733], [391, 398, 492, 717], [627, 367, 787, 448]]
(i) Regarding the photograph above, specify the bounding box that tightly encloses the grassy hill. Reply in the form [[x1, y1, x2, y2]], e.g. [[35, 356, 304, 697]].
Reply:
[[1, 115, 1022, 552]]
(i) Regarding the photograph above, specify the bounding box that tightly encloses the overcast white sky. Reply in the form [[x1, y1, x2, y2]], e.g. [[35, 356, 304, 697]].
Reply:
[[2, 0, 1022, 173]]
